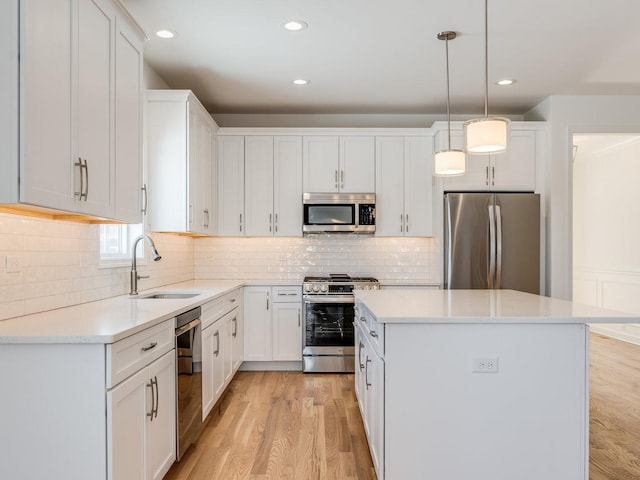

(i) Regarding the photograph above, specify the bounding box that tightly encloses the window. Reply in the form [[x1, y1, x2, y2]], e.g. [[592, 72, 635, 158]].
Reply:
[[99, 224, 144, 266]]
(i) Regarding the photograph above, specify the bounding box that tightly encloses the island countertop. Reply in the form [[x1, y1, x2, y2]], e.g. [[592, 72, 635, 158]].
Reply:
[[354, 289, 639, 324]]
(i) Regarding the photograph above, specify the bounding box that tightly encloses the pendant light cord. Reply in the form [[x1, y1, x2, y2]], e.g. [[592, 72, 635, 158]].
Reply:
[[445, 36, 452, 149], [484, 0, 489, 118]]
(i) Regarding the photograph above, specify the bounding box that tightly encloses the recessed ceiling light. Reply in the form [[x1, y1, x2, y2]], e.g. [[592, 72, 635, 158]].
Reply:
[[156, 29, 176, 39], [284, 20, 308, 31], [496, 79, 515, 86], [292, 79, 310, 85]]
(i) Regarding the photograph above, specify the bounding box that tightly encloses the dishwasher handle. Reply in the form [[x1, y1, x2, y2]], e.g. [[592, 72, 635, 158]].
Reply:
[[175, 318, 201, 336]]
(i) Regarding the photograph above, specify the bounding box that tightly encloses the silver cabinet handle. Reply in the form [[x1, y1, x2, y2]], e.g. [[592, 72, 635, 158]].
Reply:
[[365, 357, 372, 389], [340, 170, 344, 189], [189, 204, 193, 225], [141, 342, 157, 352], [488, 204, 496, 289], [358, 341, 364, 371], [82, 159, 89, 200], [275, 213, 278, 233], [485, 166, 489, 186], [370, 330, 378, 338], [298, 308, 301, 327], [278, 292, 298, 297], [230, 298, 237, 303], [74, 158, 82, 199], [239, 213, 243, 232], [214, 330, 220, 356], [232, 317, 237, 337], [400, 213, 404, 233], [141, 184, 148, 214], [266, 292, 269, 311], [269, 213, 272, 232], [152, 376, 159, 419], [334, 170, 338, 190], [75, 158, 88, 200], [204, 208, 209, 228], [406, 213, 409, 233], [146, 379, 155, 420], [491, 166, 495, 186]]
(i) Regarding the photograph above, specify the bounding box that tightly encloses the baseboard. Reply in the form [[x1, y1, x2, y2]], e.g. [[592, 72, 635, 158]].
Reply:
[[589, 324, 640, 346]]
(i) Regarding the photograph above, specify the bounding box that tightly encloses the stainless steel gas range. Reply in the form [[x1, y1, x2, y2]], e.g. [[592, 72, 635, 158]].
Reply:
[[302, 274, 379, 373]]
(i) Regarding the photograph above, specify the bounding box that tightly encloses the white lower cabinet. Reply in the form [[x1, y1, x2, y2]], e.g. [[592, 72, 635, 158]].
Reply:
[[244, 285, 302, 363], [201, 289, 244, 420], [354, 319, 384, 479], [107, 350, 176, 480], [0, 317, 177, 480]]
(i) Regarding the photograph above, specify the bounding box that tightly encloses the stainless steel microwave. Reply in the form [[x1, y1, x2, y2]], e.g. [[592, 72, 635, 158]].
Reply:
[[303, 193, 375, 234]]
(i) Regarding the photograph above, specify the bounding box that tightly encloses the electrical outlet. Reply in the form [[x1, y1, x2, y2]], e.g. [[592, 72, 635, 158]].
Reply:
[[6, 256, 21, 273], [473, 356, 499, 373]]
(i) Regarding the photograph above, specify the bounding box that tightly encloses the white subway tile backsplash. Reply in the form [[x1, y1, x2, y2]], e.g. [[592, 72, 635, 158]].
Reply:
[[0, 212, 195, 321], [0, 210, 440, 321], [194, 235, 440, 283]]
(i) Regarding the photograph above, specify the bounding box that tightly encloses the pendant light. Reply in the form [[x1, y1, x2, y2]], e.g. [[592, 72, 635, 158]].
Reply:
[[463, 0, 510, 154], [434, 31, 465, 176]]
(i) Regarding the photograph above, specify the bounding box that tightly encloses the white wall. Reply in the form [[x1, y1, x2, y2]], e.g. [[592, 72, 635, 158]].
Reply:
[[525, 95, 640, 299], [573, 134, 640, 344]]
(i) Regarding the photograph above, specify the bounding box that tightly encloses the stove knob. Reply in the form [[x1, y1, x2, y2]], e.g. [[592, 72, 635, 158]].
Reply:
[[312, 285, 320, 292], [304, 284, 311, 293], [320, 284, 328, 292]]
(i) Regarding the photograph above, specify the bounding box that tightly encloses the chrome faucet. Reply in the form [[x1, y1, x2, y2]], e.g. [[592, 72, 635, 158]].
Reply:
[[130, 234, 162, 295]]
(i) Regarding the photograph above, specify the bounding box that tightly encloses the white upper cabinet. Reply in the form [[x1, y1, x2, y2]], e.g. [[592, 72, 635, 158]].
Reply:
[[376, 136, 434, 236], [244, 135, 303, 237], [114, 15, 144, 222], [303, 136, 375, 193], [1, 0, 144, 221], [244, 136, 275, 236], [147, 90, 217, 235], [218, 136, 245, 235], [434, 122, 540, 192]]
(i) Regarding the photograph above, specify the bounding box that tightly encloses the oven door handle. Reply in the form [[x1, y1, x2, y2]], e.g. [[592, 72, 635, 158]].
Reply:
[[303, 296, 355, 304]]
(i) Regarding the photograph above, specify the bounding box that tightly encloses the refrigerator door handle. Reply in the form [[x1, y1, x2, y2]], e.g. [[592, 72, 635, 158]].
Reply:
[[445, 197, 452, 289], [488, 205, 496, 289], [495, 205, 502, 289]]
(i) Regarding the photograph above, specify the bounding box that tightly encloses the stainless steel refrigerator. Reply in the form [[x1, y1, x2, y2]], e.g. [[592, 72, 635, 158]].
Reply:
[[443, 192, 540, 294]]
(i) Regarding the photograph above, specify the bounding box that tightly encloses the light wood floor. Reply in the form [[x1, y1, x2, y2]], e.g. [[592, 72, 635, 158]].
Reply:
[[590, 333, 640, 480], [164, 371, 376, 480], [165, 333, 640, 480]]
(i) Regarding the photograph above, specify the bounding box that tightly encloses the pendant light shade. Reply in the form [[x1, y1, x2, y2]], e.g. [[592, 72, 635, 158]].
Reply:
[[435, 149, 466, 176], [463, 0, 510, 154], [465, 117, 510, 153], [434, 31, 465, 177]]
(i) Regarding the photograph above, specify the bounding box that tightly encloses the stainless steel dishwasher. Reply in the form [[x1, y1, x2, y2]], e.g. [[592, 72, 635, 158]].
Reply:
[[175, 306, 202, 460]]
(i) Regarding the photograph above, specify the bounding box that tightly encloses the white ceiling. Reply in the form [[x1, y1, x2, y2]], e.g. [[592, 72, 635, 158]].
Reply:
[[123, 0, 640, 126]]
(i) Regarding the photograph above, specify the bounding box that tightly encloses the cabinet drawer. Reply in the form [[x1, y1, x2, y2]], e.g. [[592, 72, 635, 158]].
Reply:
[[356, 302, 384, 355], [224, 288, 242, 312], [271, 286, 302, 303], [106, 319, 175, 388], [202, 297, 224, 329]]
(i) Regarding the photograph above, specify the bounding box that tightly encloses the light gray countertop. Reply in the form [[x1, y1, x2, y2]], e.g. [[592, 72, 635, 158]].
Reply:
[[0, 280, 244, 344], [355, 289, 639, 324]]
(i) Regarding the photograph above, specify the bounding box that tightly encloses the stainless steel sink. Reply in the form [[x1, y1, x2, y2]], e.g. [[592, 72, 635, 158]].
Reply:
[[136, 292, 200, 299]]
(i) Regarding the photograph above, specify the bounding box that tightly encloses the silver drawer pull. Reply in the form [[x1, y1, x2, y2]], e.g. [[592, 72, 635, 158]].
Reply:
[[229, 298, 237, 303], [370, 331, 378, 338], [141, 342, 157, 352]]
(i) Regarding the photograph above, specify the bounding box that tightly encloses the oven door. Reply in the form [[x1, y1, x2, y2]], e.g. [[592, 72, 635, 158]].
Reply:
[[303, 296, 355, 355]]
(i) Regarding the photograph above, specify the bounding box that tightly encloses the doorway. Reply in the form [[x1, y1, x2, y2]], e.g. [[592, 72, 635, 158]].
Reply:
[[572, 132, 640, 343]]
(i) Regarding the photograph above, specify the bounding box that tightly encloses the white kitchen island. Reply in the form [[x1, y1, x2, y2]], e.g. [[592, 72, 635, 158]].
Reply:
[[353, 289, 638, 480]]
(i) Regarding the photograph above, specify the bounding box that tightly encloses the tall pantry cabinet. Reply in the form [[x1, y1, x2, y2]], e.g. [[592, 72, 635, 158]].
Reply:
[[0, 0, 145, 222]]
